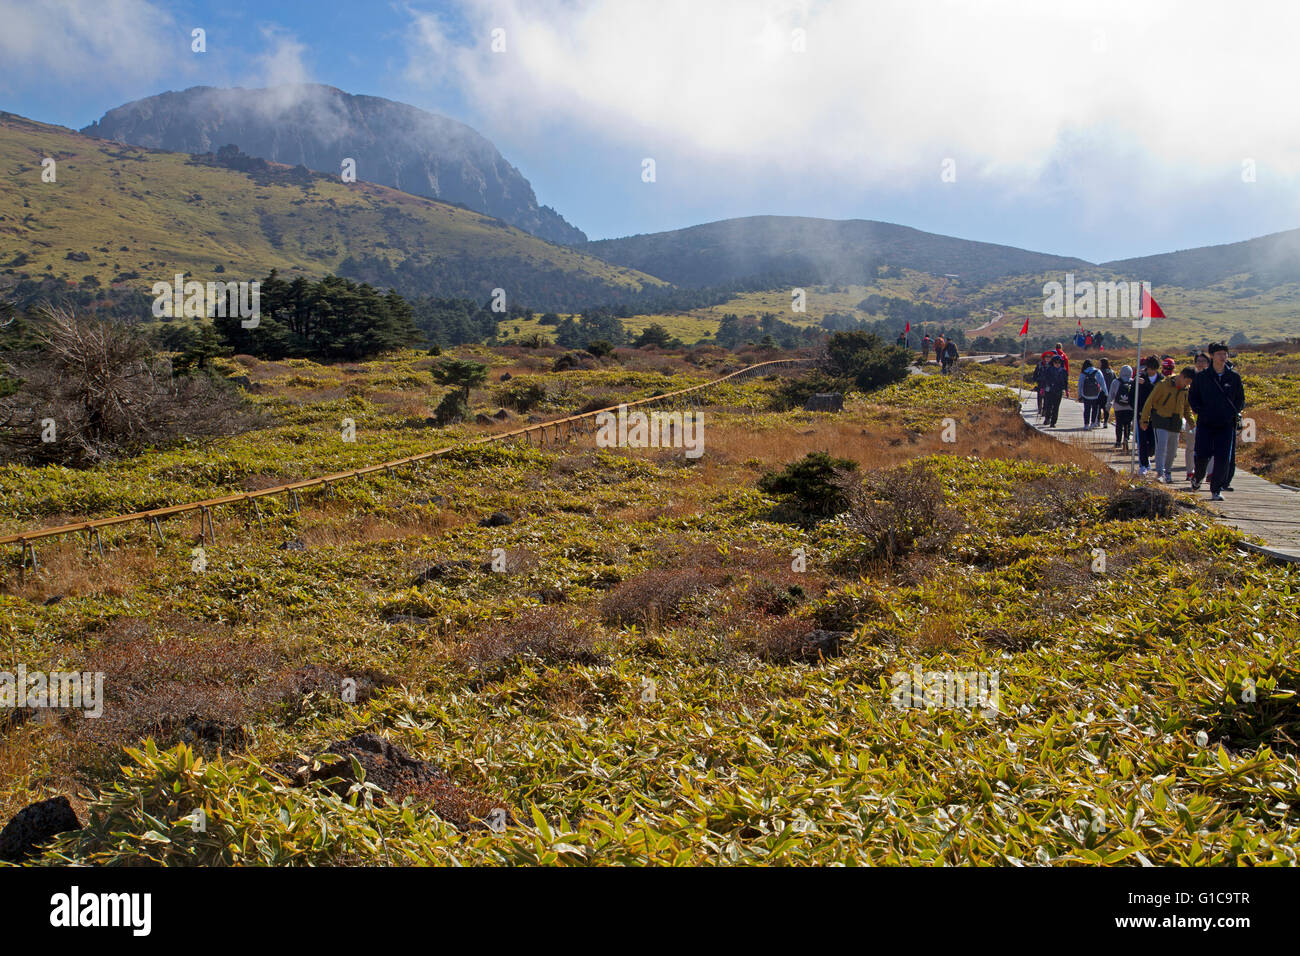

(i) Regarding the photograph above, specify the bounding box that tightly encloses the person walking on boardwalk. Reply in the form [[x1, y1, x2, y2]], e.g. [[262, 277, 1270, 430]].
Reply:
[[1098, 358, 1116, 428], [922, 333, 932, 362], [1078, 359, 1106, 429], [1188, 343, 1246, 500], [1109, 365, 1135, 451], [1136, 356, 1163, 475], [1184, 352, 1210, 482], [941, 337, 958, 375], [1040, 354, 1067, 427], [933, 335, 945, 368], [1140, 366, 1194, 484], [1031, 350, 1053, 417]]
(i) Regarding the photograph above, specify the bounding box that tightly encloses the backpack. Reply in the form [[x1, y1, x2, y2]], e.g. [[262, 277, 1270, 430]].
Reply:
[[1115, 379, 1133, 408], [1081, 368, 1102, 400]]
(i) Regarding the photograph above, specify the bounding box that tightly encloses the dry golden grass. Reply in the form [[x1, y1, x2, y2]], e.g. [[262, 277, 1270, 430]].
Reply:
[[296, 508, 461, 549], [0, 541, 161, 601]]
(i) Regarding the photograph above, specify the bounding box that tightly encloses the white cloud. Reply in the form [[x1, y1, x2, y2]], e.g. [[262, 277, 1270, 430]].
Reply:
[[402, 0, 1300, 199], [0, 0, 180, 90]]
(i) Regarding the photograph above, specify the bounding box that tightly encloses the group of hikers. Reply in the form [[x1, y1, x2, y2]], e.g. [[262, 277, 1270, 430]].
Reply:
[[918, 333, 959, 374], [1029, 341, 1246, 500], [1072, 329, 1107, 351]]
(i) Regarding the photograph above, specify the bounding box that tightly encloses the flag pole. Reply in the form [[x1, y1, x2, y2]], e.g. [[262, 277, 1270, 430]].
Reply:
[[1132, 289, 1143, 477]]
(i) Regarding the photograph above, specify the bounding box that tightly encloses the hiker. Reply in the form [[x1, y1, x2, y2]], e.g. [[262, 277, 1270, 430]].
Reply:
[[1040, 354, 1067, 427], [1188, 342, 1246, 500], [941, 338, 958, 374], [1109, 364, 1135, 451], [1140, 366, 1194, 484], [1099, 358, 1116, 427], [933, 335, 946, 367], [1136, 356, 1163, 475], [1074, 329, 1086, 349], [1053, 343, 1070, 386], [922, 334, 932, 361], [897, 330, 907, 347], [1084, 331, 1093, 350], [1095, 330, 1105, 351], [1077, 359, 1106, 429], [1184, 352, 1210, 482], [1031, 351, 1054, 417]]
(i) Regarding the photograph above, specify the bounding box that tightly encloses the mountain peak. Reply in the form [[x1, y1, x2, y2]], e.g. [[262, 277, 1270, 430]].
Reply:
[[81, 85, 586, 246]]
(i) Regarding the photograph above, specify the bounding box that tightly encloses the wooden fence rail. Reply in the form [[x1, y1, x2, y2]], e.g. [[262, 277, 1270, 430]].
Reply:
[[3, 357, 813, 580]]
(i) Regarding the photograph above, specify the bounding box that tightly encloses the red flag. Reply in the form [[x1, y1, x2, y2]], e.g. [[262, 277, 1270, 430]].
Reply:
[[1141, 287, 1165, 319], [905, 321, 911, 335], [1019, 317, 1029, 336]]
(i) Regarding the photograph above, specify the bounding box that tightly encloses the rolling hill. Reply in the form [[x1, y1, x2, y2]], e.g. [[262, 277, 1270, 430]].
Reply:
[[581, 215, 1093, 288], [0, 112, 665, 312], [83, 85, 586, 245], [1102, 228, 1300, 289]]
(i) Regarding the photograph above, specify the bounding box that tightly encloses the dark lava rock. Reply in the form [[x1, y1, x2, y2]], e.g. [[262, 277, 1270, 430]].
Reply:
[[278, 539, 307, 552], [529, 587, 567, 605], [493, 409, 510, 421], [228, 375, 253, 389], [479, 512, 513, 527], [424, 416, 438, 426], [1106, 486, 1174, 520], [167, 717, 248, 748], [499, 372, 512, 381], [412, 495, 447, 507], [268, 733, 502, 828], [803, 629, 848, 659], [42, 595, 64, 606], [0, 796, 81, 862], [411, 559, 475, 584], [383, 612, 431, 626], [475, 413, 494, 425]]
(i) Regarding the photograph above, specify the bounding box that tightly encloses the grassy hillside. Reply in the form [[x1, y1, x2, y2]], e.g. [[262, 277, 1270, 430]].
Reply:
[[0, 113, 666, 310], [617, 270, 1300, 351], [2, 351, 1298, 865]]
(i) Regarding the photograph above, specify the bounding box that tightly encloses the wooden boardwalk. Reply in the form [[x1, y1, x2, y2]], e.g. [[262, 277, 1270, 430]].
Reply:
[[1006, 386, 1300, 561]]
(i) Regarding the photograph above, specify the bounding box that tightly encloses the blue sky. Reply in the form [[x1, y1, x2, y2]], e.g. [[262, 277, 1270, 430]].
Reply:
[[3, 0, 1298, 261]]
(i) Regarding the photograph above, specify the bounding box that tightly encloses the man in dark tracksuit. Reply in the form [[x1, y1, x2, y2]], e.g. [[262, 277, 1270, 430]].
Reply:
[[1188, 343, 1246, 501], [1040, 355, 1067, 427], [1135, 356, 1162, 474]]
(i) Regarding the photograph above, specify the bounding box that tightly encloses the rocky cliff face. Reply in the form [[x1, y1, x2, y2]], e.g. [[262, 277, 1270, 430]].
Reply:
[[82, 84, 586, 245]]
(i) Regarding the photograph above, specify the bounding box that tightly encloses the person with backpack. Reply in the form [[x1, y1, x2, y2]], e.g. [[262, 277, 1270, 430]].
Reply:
[[1188, 342, 1246, 500], [922, 334, 932, 362], [1098, 358, 1116, 427], [1084, 331, 1093, 350], [1136, 355, 1163, 474], [933, 335, 945, 368], [1077, 359, 1106, 428], [1095, 330, 1105, 352], [1040, 354, 1067, 427], [1109, 365, 1135, 451], [942, 338, 958, 374], [1140, 366, 1194, 484]]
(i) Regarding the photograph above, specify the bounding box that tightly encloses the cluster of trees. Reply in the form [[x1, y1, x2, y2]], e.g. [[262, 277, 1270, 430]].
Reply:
[[715, 313, 824, 350], [856, 294, 969, 328], [554, 309, 630, 349], [409, 297, 519, 346], [214, 270, 419, 360]]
